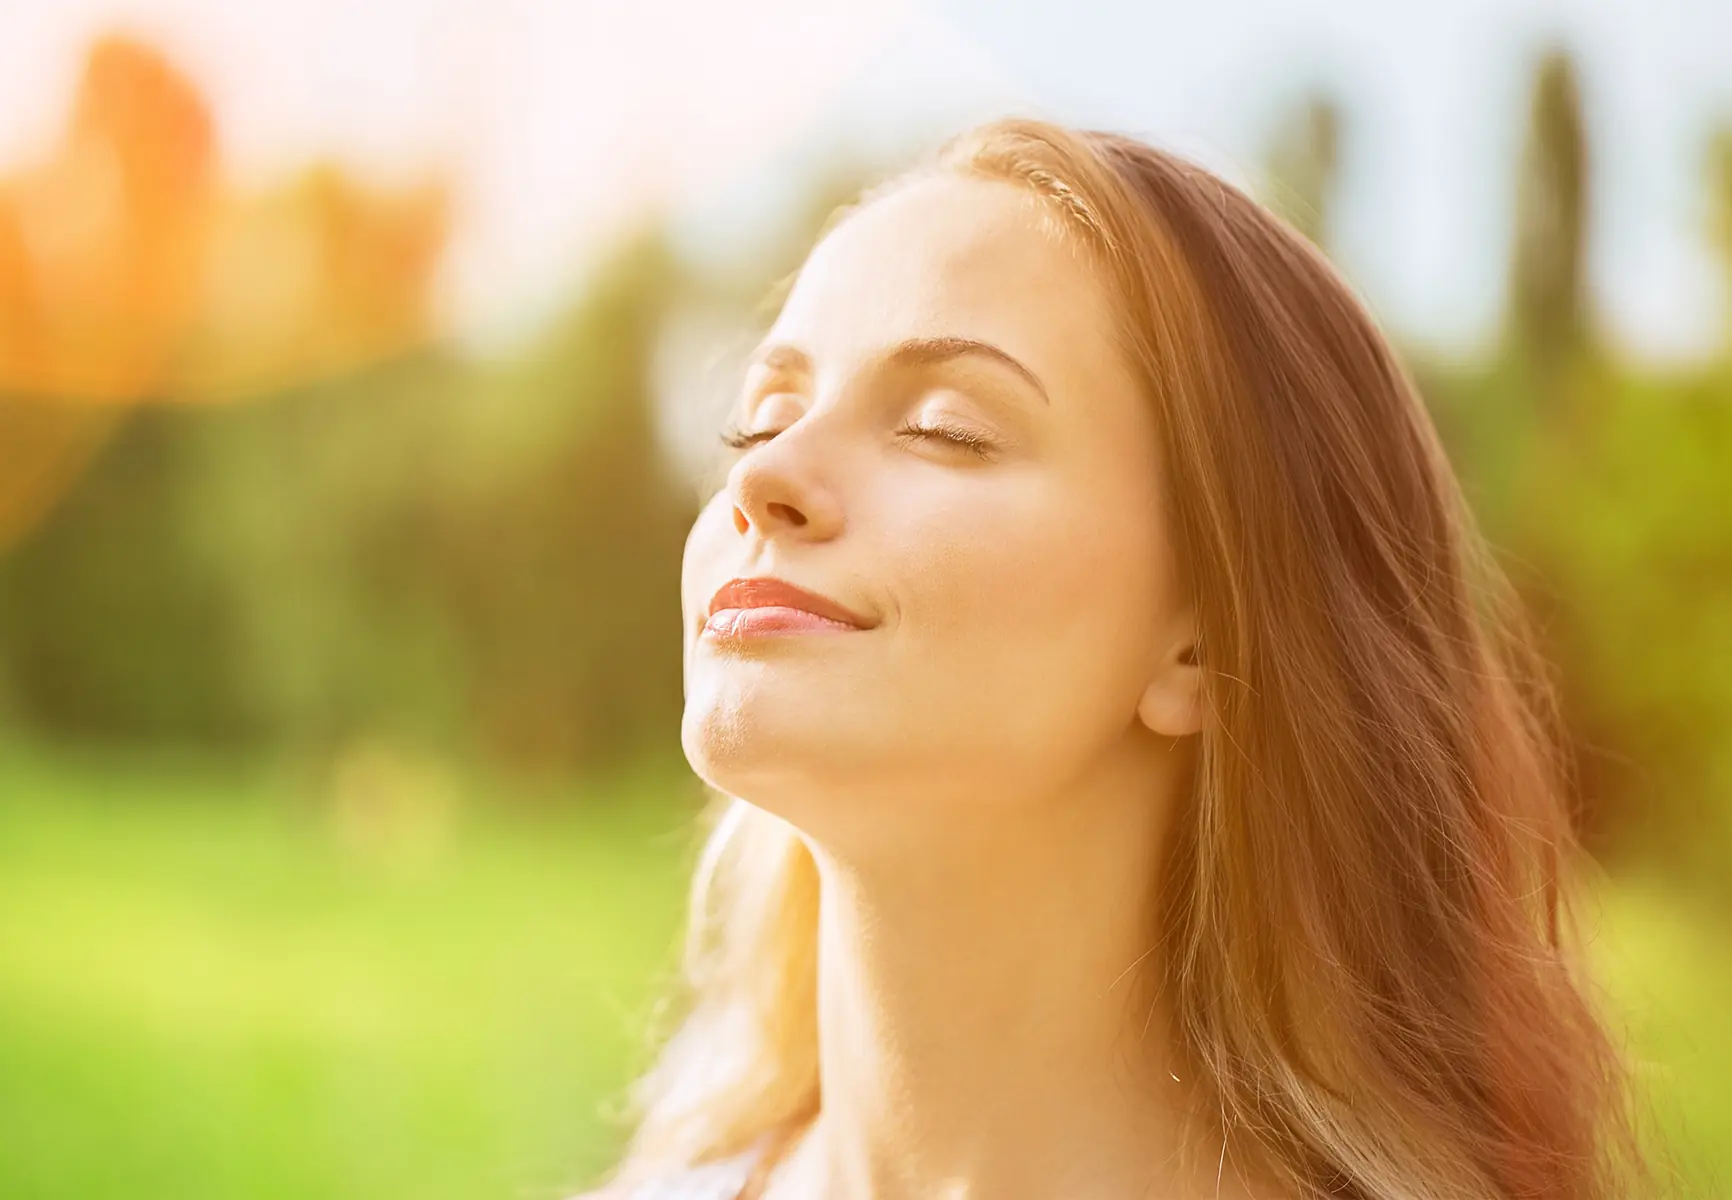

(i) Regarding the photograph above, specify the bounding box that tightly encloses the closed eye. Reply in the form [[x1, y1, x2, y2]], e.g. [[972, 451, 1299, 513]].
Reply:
[[717, 420, 998, 460], [892, 420, 996, 459]]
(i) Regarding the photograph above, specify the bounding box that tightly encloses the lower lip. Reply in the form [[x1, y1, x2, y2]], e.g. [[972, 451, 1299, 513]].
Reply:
[[703, 606, 866, 638]]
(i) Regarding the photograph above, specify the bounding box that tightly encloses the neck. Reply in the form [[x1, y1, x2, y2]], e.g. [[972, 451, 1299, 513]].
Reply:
[[772, 734, 1226, 1200]]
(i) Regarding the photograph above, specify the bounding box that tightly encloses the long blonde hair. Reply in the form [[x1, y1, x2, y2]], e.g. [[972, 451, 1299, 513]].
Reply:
[[602, 117, 1644, 1199]]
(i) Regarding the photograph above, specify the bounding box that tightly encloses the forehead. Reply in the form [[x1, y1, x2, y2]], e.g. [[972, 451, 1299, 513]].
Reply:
[[769, 174, 1129, 395]]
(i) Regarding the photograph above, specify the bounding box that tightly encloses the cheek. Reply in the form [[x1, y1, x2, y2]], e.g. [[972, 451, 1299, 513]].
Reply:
[[896, 475, 1165, 743], [681, 495, 732, 619]]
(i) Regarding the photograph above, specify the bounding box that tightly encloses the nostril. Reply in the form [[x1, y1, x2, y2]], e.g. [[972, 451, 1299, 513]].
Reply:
[[767, 502, 806, 526]]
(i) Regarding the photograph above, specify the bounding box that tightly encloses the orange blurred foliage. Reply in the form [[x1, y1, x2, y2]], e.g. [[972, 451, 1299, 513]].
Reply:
[[0, 34, 217, 401], [0, 32, 451, 550], [182, 162, 449, 401]]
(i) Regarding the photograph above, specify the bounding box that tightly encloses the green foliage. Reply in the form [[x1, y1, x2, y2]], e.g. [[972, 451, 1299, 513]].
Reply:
[[1514, 370, 1732, 881], [430, 232, 695, 770], [0, 231, 696, 774], [1424, 356, 1732, 891], [0, 405, 261, 743]]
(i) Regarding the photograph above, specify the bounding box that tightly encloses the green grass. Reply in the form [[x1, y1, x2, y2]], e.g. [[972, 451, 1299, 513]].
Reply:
[[0, 742, 704, 1200], [0, 741, 1727, 1197]]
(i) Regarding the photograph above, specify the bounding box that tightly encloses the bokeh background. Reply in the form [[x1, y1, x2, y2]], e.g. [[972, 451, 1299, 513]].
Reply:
[[1, 1, 1729, 1196]]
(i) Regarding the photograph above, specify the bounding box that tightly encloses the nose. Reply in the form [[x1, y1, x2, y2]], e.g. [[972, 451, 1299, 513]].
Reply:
[[724, 424, 844, 542]]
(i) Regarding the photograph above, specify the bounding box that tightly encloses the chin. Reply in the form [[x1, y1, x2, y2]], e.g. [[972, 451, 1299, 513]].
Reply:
[[680, 690, 886, 817], [682, 684, 807, 796]]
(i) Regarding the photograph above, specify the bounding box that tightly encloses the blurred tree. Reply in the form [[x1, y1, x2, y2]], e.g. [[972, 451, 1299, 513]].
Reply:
[[0, 30, 456, 751], [1505, 48, 1592, 403], [180, 163, 450, 401], [434, 229, 695, 774], [1417, 65, 1732, 889], [1262, 89, 1343, 253], [0, 34, 216, 402], [0, 406, 260, 744], [0, 402, 129, 552], [0, 31, 453, 558], [1511, 372, 1732, 887], [1709, 125, 1732, 350], [0, 35, 217, 556]]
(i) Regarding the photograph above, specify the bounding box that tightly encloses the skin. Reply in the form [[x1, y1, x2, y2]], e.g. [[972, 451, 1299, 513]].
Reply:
[[678, 174, 1270, 1200]]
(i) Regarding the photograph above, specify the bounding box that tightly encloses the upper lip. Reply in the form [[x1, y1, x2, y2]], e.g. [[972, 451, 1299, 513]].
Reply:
[[707, 576, 874, 629]]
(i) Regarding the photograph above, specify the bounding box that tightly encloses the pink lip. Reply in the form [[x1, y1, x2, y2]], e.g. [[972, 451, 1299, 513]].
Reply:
[[703, 576, 874, 640], [703, 606, 862, 639]]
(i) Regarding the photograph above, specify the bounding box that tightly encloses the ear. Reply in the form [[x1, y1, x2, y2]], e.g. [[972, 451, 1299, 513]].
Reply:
[[1136, 621, 1203, 739]]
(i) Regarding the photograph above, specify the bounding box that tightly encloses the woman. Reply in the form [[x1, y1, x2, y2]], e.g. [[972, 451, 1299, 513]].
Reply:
[[577, 117, 1643, 1200]]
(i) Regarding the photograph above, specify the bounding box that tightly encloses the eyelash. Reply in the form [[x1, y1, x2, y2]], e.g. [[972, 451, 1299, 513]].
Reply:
[[718, 419, 997, 460]]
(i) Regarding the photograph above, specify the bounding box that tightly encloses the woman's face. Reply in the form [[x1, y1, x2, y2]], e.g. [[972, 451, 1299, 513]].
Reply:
[[680, 173, 1195, 831]]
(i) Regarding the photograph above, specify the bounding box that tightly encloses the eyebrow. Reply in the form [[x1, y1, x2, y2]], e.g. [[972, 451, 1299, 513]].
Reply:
[[746, 335, 1050, 405]]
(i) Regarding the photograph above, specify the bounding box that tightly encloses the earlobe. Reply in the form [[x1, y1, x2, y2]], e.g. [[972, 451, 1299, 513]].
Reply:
[[1137, 642, 1203, 738]]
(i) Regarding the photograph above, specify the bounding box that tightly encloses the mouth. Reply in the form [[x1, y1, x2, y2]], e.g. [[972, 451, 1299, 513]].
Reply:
[[703, 576, 875, 640]]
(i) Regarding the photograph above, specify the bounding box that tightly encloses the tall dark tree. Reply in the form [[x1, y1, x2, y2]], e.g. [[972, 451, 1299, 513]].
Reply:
[[1506, 48, 1591, 387], [1263, 90, 1343, 253], [1708, 125, 1732, 353]]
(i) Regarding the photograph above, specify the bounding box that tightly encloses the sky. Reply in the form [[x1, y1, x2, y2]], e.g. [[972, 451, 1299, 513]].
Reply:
[[1, 0, 1728, 363]]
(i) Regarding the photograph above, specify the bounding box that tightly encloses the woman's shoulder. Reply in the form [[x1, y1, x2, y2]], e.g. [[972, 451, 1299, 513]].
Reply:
[[568, 1142, 765, 1200]]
